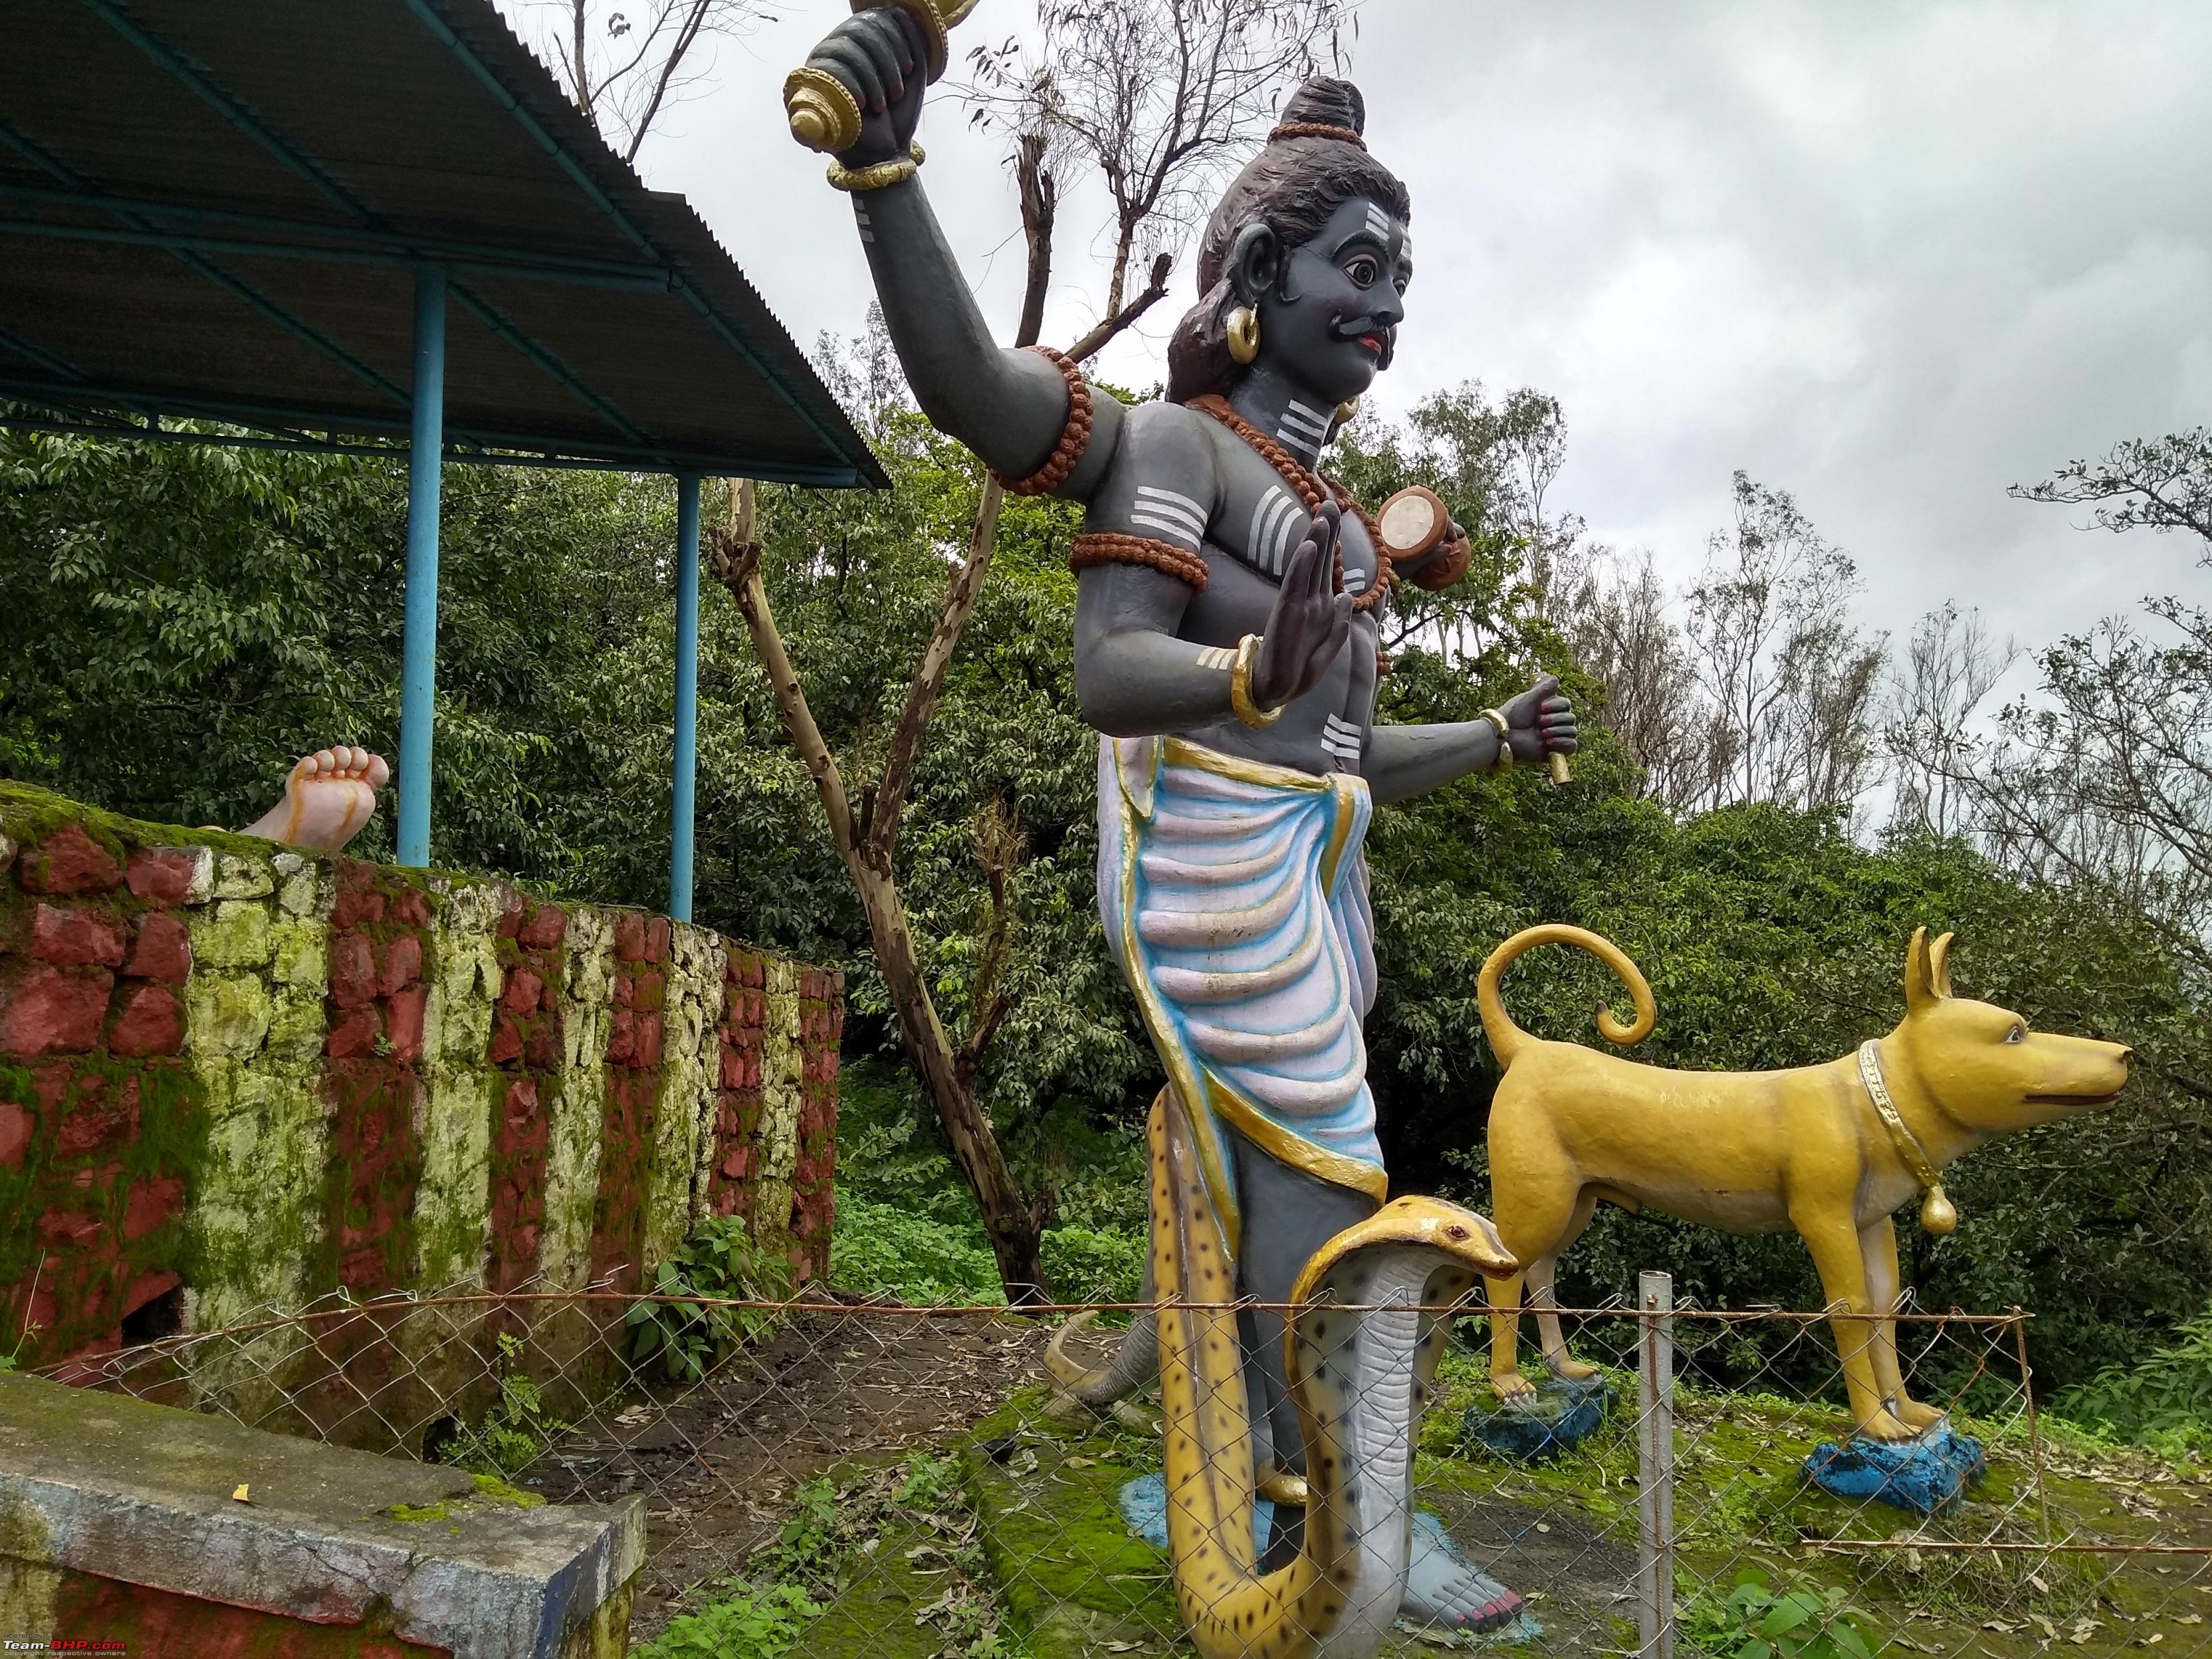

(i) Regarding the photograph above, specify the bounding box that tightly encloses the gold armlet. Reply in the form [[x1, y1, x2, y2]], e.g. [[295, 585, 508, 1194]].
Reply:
[[1230, 634, 1285, 730], [1478, 707, 1513, 774], [827, 142, 925, 193]]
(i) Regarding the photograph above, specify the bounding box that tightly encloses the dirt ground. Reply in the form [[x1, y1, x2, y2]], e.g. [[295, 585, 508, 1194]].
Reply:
[[522, 1309, 1053, 1636]]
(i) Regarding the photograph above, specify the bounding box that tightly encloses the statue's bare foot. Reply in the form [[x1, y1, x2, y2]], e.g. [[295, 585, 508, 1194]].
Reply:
[[1402, 1511, 1523, 1634], [239, 747, 389, 851], [1490, 1369, 1537, 1400], [1547, 1353, 1601, 1384]]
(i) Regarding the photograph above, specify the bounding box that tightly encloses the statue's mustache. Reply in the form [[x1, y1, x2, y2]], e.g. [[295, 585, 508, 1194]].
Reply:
[[1330, 316, 1394, 343]]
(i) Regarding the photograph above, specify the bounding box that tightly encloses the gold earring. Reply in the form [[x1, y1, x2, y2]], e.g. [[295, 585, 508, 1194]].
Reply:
[[1226, 306, 1260, 366], [1334, 397, 1359, 425]]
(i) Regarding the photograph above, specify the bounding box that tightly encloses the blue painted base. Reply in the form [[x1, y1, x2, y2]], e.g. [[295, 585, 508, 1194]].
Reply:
[[1119, 1475, 1543, 1644], [1462, 1375, 1612, 1462], [1119, 1471, 1273, 1555], [1803, 1423, 1987, 1515]]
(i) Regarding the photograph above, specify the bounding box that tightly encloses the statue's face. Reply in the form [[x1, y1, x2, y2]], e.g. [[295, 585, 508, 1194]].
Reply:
[[1255, 193, 1411, 405]]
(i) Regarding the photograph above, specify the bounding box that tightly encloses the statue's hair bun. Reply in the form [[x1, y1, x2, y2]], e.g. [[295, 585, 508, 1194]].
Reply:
[[1275, 78, 1366, 139]]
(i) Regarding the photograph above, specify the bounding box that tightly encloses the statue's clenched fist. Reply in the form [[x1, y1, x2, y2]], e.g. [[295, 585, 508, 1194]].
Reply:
[[1497, 673, 1578, 764], [804, 7, 929, 167]]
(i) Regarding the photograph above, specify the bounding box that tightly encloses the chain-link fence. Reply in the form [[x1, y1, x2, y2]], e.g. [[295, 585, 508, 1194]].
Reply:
[[37, 1277, 2212, 1658]]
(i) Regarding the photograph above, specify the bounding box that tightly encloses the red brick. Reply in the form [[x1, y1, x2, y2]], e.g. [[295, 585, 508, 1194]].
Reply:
[[38, 1206, 103, 1248], [122, 912, 191, 983], [331, 884, 386, 929], [125, 845, 202, 907], [0, 1101, 31, 1167], [106, 984, 184, 1058], [503, 1078, 539, 1127], [632, 1013, 663, 1069], [487, 1014, 523, 1065], [606, 1009, 634, 1066], [500, 967, 542, 1014], [613, 913, 646, 962], [611, 973, 634, 1010], [326, 1004, 383, 1059], [497, 893, 525, 939], [1, 966, 114, 1057], [520, 904, 568, 949], [538, 976, 558, 1013], [384, 985, 426, 1065], [328, 933, 376, 1008], [388, 887, 431, 927], [522, 1020, 559, 1071], [645, 918, 671, 964], [19, 826, 122, 896], [55, 1077, 138, 1156], [29, 903, 128, 968], [122, 1174, 185, 1242], [378, 935, 422, 996], [340, 1244, 389, 1291]]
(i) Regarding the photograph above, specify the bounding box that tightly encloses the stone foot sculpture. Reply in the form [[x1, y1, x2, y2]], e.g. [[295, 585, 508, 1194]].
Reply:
[[237, 748, 389, 851], [1402, 1511, 1525, 1634]]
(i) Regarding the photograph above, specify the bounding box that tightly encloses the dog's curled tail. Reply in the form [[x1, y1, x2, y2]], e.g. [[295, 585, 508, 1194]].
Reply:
[[1479, 924, 1657, 1069]]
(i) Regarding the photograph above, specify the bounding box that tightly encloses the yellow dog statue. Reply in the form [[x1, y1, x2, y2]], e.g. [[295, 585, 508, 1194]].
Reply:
[[1479, 924, 2131, 1440]]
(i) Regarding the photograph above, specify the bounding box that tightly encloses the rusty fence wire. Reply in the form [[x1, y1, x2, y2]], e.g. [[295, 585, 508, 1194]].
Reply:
[[36, 1277, 2212, 1658]]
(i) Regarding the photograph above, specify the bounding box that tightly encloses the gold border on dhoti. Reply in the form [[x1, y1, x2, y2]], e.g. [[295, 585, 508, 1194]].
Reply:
[[1115, 736, 1388, 1237]]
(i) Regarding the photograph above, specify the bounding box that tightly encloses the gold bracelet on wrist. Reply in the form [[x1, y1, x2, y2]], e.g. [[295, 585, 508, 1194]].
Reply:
[[826, 142, 925, 193], [1478, 707, 1515, 774], [1230, 634, 1285, 729]]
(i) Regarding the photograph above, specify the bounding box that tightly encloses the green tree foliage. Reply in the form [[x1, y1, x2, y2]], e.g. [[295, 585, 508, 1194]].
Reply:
[[4, 378, 2207, 1390]]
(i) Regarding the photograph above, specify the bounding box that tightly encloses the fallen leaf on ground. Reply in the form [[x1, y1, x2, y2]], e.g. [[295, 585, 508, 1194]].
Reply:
[[231, 1483, 251, 1503]]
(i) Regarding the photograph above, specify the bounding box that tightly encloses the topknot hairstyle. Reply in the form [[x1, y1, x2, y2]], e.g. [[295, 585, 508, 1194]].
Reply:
[[1166, 78, 1410, 405]]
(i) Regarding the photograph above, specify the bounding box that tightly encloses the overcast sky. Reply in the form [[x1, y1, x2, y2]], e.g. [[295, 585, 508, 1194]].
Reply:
[[510, 1, 2212, 659]]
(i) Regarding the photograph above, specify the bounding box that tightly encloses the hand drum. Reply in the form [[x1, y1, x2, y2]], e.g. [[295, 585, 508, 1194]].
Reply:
[[1375, 486, 1449, 563]]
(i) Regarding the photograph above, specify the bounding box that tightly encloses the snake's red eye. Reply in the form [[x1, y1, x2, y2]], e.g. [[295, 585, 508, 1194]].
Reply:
[[1446, 1224, 1469, 1241]]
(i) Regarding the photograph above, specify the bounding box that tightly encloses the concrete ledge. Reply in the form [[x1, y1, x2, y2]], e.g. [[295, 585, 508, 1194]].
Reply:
[[0, 1373, 640, 1658]]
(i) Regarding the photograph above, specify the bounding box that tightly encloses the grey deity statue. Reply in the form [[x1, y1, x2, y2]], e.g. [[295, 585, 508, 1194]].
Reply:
[[788, 8, 1573, 1645]]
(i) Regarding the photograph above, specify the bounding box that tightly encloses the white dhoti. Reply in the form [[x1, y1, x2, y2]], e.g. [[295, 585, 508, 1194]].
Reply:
[[1099, 734, 1384, 1249]]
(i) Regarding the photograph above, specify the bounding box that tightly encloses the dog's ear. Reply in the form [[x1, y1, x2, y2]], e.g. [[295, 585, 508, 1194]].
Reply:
[[1928, 932, 1955, 999], [1905, 926, 1941, 1014]]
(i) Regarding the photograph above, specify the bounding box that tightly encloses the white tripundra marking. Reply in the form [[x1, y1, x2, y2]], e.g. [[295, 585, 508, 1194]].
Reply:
[[1130, 484, 1207, 548], [1248, 486, 1303, 575], [853, 203, 874, 243], [1344, 566, 1368, 590], [1364, 202, 1393, 243], [1275, 399, 1331, 460], [1323, 713, 1364, 765], [1194, 644, 1237, 673]]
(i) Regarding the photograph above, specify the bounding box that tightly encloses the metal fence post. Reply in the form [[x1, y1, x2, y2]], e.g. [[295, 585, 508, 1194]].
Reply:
[[1637, 1268, 1676, 1659]]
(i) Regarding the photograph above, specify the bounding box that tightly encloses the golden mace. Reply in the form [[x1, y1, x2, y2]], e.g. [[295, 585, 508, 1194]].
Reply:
[[784, 0, 982, 154]]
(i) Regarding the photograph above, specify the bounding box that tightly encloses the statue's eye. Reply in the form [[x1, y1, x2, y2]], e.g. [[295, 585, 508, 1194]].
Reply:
[[2005, 1024, 2025, 1044], [1344, 254, 1380, 287]]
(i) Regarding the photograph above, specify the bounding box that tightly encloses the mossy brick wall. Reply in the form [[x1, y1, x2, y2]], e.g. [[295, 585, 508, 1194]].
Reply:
[[0, 782, 841, 1377]]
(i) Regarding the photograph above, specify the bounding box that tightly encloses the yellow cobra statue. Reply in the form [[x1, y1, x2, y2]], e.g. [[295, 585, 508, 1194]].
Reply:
[[1137, 1086, 1519, 1658]]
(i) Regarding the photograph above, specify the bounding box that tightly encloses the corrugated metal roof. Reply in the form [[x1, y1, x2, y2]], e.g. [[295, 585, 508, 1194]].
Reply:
[[0, 0, 884, 486]]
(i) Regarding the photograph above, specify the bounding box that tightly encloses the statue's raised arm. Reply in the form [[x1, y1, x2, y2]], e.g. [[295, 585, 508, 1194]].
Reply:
[[793, 6, 1122, 495]]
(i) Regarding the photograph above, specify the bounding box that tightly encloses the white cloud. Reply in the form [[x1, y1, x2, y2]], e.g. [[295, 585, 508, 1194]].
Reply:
[[518, 0, 2212, 651]]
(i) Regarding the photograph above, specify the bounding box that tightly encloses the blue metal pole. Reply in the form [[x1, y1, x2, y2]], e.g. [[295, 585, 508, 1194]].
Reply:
[[669, 474, 702, 921], [397, 266, 447, 867]]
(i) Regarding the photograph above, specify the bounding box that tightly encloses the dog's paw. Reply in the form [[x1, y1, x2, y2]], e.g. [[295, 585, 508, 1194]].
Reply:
[[1548, 1355, 1601, 1384], [1895, 1398, 1947, 1432], [1857, 1408, 1919, 1442], [1490, 1372, 1538, 1400]]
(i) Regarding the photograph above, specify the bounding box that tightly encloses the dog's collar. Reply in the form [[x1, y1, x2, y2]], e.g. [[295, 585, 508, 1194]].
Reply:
[[1857, 1040, 1959, 1237]]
